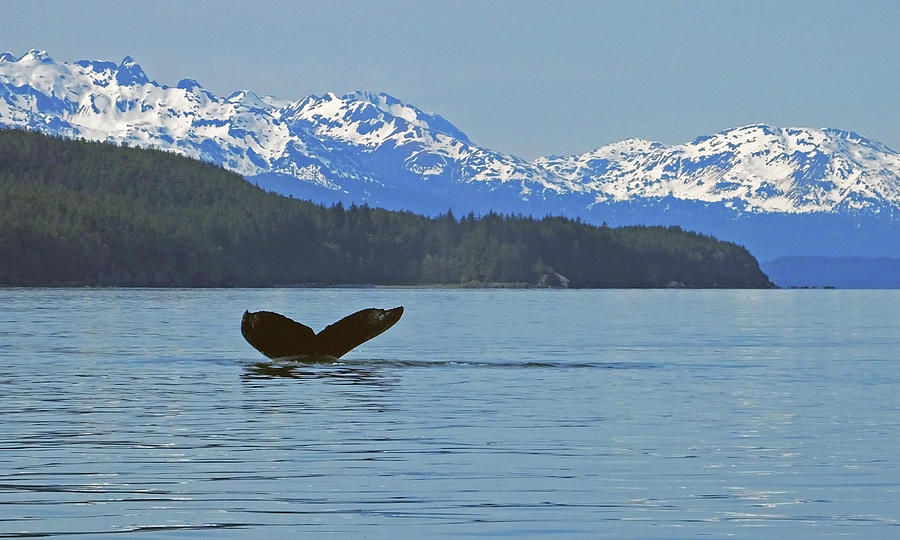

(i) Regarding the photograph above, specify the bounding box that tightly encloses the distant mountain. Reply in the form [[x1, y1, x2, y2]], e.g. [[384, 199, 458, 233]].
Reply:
[[537, 126, 900, 215], [2, 50, 898, 260], [761, 257, 900, 289]]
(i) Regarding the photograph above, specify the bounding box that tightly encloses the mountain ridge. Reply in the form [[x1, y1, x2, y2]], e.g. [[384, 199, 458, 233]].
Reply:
[[2, 50, 899, 260]]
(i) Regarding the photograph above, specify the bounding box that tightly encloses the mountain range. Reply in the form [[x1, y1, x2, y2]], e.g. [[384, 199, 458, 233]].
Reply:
[[2, 49, 899, 262]]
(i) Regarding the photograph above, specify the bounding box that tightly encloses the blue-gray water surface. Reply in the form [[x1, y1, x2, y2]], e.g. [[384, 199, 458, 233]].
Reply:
[[1, 288, 898, 538]]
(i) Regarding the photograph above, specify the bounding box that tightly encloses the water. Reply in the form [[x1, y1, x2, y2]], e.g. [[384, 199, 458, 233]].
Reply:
[[1, 288, 898, 538]]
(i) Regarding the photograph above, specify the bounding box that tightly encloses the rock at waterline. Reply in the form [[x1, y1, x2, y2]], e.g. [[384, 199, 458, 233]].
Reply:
[[538, 272, 570, 288]]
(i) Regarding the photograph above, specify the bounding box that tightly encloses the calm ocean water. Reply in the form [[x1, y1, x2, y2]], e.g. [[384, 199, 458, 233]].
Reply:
[[1, 288, 898, 538]]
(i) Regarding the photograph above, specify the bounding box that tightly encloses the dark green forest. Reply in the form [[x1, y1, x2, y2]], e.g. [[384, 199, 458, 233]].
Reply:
[[0, 129, 773, 288]]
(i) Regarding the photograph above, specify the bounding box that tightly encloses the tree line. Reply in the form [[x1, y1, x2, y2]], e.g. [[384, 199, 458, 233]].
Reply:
[[0, 129, 773, 287]]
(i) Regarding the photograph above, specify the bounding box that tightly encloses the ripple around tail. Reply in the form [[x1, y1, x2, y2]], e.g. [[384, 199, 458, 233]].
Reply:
[[353, 358, 660, 369], [241, 357, 661, 379]]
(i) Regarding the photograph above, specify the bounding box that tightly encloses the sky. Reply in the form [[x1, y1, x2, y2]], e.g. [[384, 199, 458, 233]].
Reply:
[[5, 0, 898, 159]]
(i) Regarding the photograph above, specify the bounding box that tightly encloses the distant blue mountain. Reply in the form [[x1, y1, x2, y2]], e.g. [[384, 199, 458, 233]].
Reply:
[[761, 257, 900, 289]]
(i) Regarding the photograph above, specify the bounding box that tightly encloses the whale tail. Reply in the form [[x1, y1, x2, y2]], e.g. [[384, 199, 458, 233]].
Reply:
[[241, 307, 404, 359]]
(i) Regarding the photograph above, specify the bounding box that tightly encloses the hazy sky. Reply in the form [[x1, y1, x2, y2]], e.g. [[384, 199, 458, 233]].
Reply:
[[5, 0, 898, 158]]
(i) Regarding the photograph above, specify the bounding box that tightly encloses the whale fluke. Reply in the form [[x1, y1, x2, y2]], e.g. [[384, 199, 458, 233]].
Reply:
[[241, 307, 404, 359]]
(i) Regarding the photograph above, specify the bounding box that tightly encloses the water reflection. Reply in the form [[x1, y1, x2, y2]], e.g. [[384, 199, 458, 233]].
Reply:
[[242, 359, 390, 385]]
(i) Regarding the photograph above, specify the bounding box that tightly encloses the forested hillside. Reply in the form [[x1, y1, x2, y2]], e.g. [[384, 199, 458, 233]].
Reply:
[[0, 129, 773, 287]]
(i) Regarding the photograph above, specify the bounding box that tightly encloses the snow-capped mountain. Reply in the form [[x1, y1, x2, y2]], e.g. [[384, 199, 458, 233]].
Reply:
[[0, 50, 558, 197], [537, 125, 900, 215], [2, 50, 899, 259]]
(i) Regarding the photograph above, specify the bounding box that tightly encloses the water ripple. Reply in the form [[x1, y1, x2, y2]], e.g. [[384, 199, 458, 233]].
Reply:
[[1, 288, 899, 538]]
